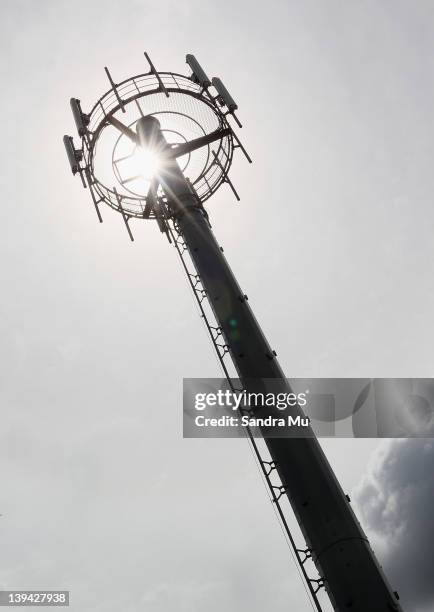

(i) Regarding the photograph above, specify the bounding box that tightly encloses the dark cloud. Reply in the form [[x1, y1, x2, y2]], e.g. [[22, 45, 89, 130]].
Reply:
[[355, 440, 434, 612]]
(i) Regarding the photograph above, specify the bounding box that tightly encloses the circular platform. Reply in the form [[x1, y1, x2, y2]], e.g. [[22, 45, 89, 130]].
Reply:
[[83, 72, 234, 218]]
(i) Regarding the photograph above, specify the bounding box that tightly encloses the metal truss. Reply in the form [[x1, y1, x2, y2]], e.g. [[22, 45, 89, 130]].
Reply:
[[166, 217, 327, 612]]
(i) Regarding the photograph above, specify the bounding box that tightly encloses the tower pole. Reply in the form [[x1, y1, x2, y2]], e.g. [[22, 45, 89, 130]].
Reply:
[[140, 116, 402, 612]]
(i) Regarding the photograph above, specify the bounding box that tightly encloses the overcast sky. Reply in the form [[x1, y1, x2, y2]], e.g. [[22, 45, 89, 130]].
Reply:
[[1, 1, 433, 611]]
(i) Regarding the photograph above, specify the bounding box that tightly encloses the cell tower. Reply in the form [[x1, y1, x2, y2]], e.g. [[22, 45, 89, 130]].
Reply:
[[63, 52, 403, 612]]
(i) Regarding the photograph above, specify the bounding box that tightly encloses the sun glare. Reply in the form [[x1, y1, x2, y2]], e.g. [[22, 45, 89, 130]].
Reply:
[[131, 146, 161, 181], [113, 144, 163, 195]]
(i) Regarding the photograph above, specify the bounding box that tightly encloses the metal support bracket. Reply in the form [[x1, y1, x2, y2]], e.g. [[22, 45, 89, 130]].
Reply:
[[225, 109, 242, 129], [212, 150, 240, 201], [78, 167, 87, 189], [113, 187, 134, 241], [261, 460, 276, 476], [144, 51, 169, 98], [104, 66, 126, 113], [84, 168, 103, 223], [310, 578, 325, 594], [231, 130, 252, 164]]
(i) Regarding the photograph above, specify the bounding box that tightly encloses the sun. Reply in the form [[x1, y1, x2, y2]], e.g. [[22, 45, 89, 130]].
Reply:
[[130, 146, 161, 182], [111, 142, 163, 196]]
